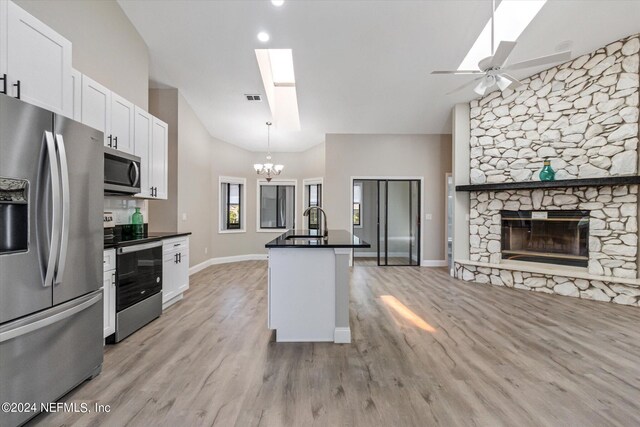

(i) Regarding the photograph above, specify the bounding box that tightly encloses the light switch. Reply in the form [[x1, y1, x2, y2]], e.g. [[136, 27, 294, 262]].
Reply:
[[182, 213, 187, 221], [425, 214, 433, 221]]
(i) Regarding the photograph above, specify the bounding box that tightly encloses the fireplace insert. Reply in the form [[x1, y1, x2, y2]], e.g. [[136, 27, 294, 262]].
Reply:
[[501, 210, 589, 267]]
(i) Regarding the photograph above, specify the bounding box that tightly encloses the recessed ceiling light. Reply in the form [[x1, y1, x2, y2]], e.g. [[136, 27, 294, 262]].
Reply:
[[271, 0, 284, 6], [257, 32, 270, 43]]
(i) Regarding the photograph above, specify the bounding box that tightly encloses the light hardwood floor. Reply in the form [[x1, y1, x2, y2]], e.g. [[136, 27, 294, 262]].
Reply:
[[29, 261, 640, 427]]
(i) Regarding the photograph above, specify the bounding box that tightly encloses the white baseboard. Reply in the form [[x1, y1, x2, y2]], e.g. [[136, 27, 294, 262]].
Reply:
[[334, 327, 351, 343], [189, 254, 268, 275], [421, 260, 448, 267]]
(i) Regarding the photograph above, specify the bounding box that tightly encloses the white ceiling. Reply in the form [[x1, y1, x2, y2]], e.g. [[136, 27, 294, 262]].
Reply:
[[118, 0, 640, 152]]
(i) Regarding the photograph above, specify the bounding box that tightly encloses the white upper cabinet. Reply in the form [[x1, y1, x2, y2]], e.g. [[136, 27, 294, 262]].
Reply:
[[110, 92, 134, 154], [151, 117, 168, 200], [81, 74, 135, 154], [2, 0, 73, 117], [81, 74, 110, 138], [134, 106, 152, 198]]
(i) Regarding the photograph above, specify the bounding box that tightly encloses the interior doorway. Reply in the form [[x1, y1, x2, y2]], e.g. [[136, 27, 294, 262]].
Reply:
[[352, 179, 421, 266]]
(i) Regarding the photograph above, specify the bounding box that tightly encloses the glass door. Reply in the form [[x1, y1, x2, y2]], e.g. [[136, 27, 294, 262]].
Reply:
[[377, 180, 420, 266]]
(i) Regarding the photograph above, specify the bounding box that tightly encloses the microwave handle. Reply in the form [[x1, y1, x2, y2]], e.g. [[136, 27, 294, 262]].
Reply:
[[130, 161, 140, 187]]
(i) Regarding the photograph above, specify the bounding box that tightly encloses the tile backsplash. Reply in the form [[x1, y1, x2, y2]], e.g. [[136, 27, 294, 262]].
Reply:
[[104, 197, 149, 225]]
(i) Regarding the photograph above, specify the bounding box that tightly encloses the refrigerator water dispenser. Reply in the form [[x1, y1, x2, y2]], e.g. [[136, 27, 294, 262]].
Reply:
[[0, 177, 28, 254]]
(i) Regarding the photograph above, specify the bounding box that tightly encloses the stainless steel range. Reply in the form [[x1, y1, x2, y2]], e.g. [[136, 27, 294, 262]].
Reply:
[[107, 240, 163, 343]]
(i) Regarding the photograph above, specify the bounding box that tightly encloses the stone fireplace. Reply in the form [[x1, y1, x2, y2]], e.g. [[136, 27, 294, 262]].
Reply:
[[453, 34, 640, 307], [501, 210, 589, 267]]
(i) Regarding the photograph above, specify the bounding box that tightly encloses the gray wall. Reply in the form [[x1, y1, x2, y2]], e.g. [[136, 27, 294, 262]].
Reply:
[[16, 0, 149, 109], [148, 88, 179, 233], [209, 140, 326, 259], [325, 134, 452, 262], [177, 94, 214, 266]]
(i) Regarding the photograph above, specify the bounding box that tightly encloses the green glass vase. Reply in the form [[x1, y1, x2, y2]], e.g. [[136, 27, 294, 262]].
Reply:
[[539, 160, 555, 181], [132, 207, 144, 237]]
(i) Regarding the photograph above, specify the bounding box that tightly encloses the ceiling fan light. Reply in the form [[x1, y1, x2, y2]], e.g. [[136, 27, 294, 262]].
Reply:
[[496, 74, 512, 91], [474, 79, 488, 96]]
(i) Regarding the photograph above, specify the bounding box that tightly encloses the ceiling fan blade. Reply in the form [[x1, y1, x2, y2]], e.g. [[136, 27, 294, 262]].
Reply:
[[431, 70, 484, 75], [488, 41, 517, 69], [446, 76, 484, 95], [500, 72, 524, 88], [503, 50, 572, 71]]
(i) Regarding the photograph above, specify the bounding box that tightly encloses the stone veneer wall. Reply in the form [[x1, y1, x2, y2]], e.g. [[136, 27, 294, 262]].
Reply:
[[456, 34, 640, 308], [469, 35, 638, 184], [454, 262, 640, 307], [469, 185, 638, 279]]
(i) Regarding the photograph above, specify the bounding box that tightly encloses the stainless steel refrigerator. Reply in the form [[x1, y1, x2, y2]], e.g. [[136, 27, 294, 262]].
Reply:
[[0, 95, 104, 427]]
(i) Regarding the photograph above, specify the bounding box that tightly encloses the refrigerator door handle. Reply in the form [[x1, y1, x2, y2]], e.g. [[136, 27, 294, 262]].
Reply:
[[43, 131, 61, 288], [54, 134, 70, 286], [0, 292, 102, 343]]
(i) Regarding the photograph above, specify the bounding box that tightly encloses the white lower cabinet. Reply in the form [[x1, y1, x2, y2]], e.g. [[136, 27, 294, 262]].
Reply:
[[103, 249, 116, 339], [162, 237, 189, 309]]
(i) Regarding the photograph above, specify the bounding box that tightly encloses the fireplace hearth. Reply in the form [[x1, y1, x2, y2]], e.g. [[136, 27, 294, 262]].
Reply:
[[501, 210, 590, 268]]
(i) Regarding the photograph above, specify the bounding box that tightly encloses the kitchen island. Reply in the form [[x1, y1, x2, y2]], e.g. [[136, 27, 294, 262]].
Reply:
[[265, 229, 370, 343]]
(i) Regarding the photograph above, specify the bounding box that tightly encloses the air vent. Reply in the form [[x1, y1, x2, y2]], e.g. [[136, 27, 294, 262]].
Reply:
[[245, 94, 262, 101]]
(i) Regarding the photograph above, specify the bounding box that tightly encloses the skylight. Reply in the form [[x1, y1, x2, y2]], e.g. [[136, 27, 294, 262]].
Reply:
[[255, 49, 300, 131], [458, 0, 546, 70], [268, 49, 296, 85]]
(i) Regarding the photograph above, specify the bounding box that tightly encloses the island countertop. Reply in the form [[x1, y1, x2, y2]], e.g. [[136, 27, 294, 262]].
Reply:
[[265, 229, 370, 249]]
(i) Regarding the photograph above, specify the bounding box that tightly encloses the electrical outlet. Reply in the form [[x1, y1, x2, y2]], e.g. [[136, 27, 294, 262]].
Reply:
[[205, 247, 208, 254], [182, 213, 187, 221], [425, 213, 433, 221]]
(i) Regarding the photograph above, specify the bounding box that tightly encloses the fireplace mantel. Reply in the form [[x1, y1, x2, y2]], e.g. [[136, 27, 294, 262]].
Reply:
[[456, 175, 640, 192]]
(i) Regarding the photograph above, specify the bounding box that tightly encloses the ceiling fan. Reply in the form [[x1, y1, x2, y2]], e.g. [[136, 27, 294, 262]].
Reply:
[[432, 0, 572, 96]]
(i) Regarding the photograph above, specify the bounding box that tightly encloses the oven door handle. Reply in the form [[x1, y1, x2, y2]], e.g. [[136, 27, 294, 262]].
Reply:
[[117, 241, 162, 254]]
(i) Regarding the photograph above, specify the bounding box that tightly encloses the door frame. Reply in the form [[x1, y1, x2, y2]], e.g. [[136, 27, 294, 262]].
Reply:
[[350, 176, 424, 267]]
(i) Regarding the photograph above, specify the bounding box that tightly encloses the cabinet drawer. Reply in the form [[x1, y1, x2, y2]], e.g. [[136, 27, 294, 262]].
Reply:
[[163, 236, 189, 254], [103, 249, 116, 272]]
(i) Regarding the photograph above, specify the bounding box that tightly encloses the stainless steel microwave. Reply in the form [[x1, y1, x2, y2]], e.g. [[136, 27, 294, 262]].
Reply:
[[104, 147, 141, 195]]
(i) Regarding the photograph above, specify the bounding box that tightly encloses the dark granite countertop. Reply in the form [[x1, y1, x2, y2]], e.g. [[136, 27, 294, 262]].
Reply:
[[265, 229, 370, 249], [104, 231, 192, 249]]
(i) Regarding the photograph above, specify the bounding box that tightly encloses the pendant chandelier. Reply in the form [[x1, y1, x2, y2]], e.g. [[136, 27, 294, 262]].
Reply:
[[253, 121, 283, 182]]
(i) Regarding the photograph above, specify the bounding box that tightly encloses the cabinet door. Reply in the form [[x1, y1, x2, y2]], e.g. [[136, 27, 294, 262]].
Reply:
[[110, 92, 134, 154], [177, 251, 189, 294], [81, 75, 111, 146], [0, 1, 8, 76], [162, 252, 177, 304], [6, 1, 72, 116], [103, 270, 115, 338], [151, 117, 169, 200], [134, 106, 152, 198]]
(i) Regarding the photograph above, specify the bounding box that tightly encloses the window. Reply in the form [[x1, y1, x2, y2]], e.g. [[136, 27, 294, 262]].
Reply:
[[304, 179, 323, 230], [258, 180, 296, 231], [219, 177, 246, 233], [353, 182, 362, 227]]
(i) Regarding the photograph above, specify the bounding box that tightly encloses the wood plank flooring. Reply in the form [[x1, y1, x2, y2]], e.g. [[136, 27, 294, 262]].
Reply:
[[28, 261, 640, 427]]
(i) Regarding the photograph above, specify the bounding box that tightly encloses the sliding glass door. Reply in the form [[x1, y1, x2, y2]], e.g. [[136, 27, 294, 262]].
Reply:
[[378, 180, 420, 266], [352, 179, 420, 267]]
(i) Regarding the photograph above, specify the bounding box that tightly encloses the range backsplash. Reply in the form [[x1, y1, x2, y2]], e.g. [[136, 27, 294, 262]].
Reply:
[[104, 197, 148, 225]]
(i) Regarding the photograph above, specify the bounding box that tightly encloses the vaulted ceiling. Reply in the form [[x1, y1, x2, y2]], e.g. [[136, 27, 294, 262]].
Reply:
[[119, 0, 640, 152]]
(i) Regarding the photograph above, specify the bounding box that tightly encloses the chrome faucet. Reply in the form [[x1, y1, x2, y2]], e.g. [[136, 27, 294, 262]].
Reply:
[[303, 206, 328, 239]]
